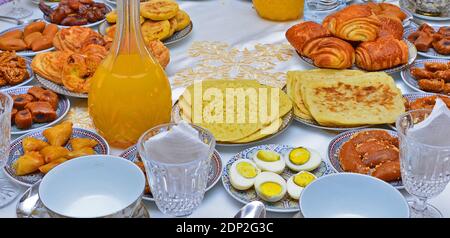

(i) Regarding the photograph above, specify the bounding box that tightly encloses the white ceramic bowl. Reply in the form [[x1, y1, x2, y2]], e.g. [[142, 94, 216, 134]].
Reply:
[[39, 155, 146, 218], [300, 173, 409, 218]]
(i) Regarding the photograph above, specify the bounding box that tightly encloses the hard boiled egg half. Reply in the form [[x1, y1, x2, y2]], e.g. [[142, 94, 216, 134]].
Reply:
[[285, 147, 322, 172], [230, 159, 261, 190], [287, 171, 317, 200], [254, 172, 287, 202], [253, 150, 286, 174]]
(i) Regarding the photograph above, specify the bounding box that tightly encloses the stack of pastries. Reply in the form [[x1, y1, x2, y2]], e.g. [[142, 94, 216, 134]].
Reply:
[[407, 24, 450, 55], [286, 3, 409, 71]]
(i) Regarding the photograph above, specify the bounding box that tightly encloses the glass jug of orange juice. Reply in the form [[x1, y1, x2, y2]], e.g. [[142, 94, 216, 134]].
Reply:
[[88, 0, 172, 148]]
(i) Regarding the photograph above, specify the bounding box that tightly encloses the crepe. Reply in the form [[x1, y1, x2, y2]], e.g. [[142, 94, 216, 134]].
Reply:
[[300, 72, 405, 126], [179, 80, 292, 143], [287, 69, 365, 120]]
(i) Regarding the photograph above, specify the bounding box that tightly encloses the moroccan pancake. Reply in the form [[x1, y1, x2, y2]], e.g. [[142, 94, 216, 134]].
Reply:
[[287, 69, 364, 120], [179, 80, 292, 142], [301, 72, 405, 127]]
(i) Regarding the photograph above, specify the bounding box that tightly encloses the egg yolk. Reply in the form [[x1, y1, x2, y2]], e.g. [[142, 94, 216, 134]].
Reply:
[[257, 150, 280, 162], [236, 162, 258, 178], [293, 172, 315, 187], [289, 147, 310, 165], [259, 182, 282, 197]]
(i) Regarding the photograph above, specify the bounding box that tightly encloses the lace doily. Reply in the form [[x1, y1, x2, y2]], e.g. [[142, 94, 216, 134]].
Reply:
[[171, 41, 293, 88]]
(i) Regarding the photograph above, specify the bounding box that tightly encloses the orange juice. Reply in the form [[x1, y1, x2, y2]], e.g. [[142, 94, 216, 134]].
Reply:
[[88, 0, 172, 148]]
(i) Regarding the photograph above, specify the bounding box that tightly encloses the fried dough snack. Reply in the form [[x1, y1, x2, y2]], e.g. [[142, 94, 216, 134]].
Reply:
[[339, 130, 401, 182], [409, 95, 450, 110], [43, 121, 73, 146], [53, 26, 105, 53], [0, 51, 29, 87]]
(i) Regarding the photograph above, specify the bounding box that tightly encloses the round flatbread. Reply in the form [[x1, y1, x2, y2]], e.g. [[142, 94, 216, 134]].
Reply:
[[141, 20, 171, 42], [140, 0, 179, 21], [175, 10, 191, 31]]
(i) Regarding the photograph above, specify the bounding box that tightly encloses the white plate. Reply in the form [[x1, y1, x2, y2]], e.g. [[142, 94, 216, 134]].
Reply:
[[401, 58, 450, 94]]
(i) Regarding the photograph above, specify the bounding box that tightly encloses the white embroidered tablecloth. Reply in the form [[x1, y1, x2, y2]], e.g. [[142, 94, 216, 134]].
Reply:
[[0, 0, 449, 218]]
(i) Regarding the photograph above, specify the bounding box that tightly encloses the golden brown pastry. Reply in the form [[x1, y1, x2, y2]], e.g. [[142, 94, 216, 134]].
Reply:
[[31, 36, 54, 52], [53, 26, 106, 53], [24, 32, 43, 48], [432, 37, 450, 55], [285, 21, 331, 56], [355, 37, 408, 71], [302, 37, 355, 69], [42, 24, 59, 38], [12, 94, 34, 110], [31, 51, 71, 84], [0, 30, 23, 40], [23, 22, 46, 37], [40, 145, 69, 163], [22, 137, 49, 153], [13, 151, 45, 176], [67, 147, 96, 159], [43, 121, 73, 146], [374, 3, 407, 21], [323, 5, 381, 42], [146, 40, 170, 69], [38, 158, 67, 174], [0, 38, 27, 51], [378, 16, 404, 40], [407, 31, 433, 52], [69, 138, 98, 151]]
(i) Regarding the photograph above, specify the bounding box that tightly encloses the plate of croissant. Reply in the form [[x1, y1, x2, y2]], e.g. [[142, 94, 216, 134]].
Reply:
[[406, 23, 450, 60], [286, 4, 417, 73], [5, 86, 70, 135], [39, 0, 112, 28], [4, 121, 110, 186], [401, 59, 450, 95]]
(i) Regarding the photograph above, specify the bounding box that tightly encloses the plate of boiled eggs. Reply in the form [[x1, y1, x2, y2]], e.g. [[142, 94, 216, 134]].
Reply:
[[222, 144, 333, 213]]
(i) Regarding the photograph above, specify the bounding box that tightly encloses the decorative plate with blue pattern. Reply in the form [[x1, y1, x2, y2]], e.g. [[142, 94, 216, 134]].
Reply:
[[5, 127, 110, 186], [401, 59, 450, 93], [222, 144, 333, 213], [120, 145, 223, 201], [404, 24, 450, 60], [3, 86, 71, 135], [0, 57, 34, 91], [327, 128, 403, 189]]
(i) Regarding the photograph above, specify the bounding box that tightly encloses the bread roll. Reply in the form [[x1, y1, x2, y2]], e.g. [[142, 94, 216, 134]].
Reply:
[[378, 16, 404, 40], [323, 5, 381, 42], [356, 37, 408, 71], [286, 21, 331, 56], [302, 37, 355, 69]]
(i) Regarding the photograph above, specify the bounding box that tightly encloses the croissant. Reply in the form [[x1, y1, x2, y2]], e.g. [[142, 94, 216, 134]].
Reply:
[[356, 37, 408, 71], [302, 37, 355, 69], [378, 16, 404, 40], [323, 5, 381, 42], [285, 21, 331, 56]]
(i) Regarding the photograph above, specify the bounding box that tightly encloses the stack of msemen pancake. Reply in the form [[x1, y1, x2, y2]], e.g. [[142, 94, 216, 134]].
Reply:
[[178, 80, 292, 143], [287, 69, 405, 127]]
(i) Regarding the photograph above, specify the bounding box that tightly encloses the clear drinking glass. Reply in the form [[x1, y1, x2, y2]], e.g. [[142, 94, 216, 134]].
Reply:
[[7, 0, 32, 19], [303, 0, 346, 23], [137, 123, 216, 217], [0, 92, 19, 207], [396, 109, 450, 218]]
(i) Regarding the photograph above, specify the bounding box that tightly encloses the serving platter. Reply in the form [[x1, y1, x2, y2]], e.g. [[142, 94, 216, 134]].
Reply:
[[404, 24, 450, 60], [42, 4, 113, 28], [293, 113, 371, 132], [171, 100, 294, 147], [0, 57, 34, 92], [399, 0, 450, 21], [222, 144, 333, 213], [298, 40, 418, 75], [3, 86, 71, 135], [120, 145, 223, 202], [401, 58, 450, 94], [327, 128, 403, 189], [98, 21, 194, 46], [0, 26, 55, 57], [35, 74, 88, 99], [4, 128, 110, 187]]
